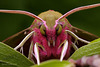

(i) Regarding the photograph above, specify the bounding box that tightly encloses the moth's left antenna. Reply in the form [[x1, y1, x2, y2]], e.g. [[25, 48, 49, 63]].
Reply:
[[0, 10, 48, 28], [56, 3, 100, 22], [0, 10, 45, 22]]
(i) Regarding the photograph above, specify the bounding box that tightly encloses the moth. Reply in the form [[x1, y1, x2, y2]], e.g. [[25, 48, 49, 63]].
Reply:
[[1, 4, 100, 65]]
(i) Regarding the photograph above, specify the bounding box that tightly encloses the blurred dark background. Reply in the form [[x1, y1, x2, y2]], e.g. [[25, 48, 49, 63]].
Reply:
[[0, 0, 100, 41]]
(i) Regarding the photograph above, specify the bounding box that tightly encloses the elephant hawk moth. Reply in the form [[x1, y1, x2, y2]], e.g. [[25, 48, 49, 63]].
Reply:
[[1, 3, 100, 65]]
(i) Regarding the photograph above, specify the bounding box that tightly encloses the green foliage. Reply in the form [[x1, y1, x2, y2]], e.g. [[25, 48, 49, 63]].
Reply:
[[0, 42, 33, 67], [0, 38, 100, 67], [0, 61, 17, 67], [69, 38, 100, 60], [31, 60, 74, 67]]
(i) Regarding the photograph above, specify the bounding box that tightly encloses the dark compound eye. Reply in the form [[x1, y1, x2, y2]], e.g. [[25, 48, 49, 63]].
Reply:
[[59, 22, 64, 27], [40, 24, 46, 35], [55, 24, 62, 35], [38, 23, 43, 28]]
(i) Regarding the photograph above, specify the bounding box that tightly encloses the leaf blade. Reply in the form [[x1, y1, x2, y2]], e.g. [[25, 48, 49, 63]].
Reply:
[[69, 38, 100, 60], [0, 42, 33, 67], [0, 61, 17, 67], [31, 60, 75, 67]]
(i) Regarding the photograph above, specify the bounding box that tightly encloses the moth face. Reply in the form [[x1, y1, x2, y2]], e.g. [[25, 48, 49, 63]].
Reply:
[[30, 11, 72, 62], [39, 22, 64, 46], [32, 20, 71, 63]]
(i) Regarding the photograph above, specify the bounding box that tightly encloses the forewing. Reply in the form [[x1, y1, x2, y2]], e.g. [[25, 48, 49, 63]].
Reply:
[[69, 26, 99, 55], [2, 27, 32, 56], [2, 27, 31, 48], [72, 26, 99, 41]]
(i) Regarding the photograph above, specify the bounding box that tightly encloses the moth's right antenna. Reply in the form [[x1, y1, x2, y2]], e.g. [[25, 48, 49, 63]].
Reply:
[[0, 10, 48, 28]]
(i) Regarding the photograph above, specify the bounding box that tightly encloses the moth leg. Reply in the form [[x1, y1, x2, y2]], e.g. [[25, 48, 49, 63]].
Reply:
[[60, 40, 68, 61], [74, 39, 78, 45], [58, 40, 66, 49], [72, 42, 78, 50], [73, 39, 78, 45], [34, 43, 40, 65], [28, 42, 45, 65], [28, 41, 35, 64], [14, 31, 34, 50], [20, 46, 24, 54], [65, 30, 90, 43], [28, 41, 33, 59], [71, 39, 79, 50]]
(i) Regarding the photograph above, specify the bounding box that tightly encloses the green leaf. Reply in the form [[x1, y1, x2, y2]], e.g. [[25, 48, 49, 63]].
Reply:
[[0, 61, 17, 67], [31, 60, 74, 67], [0, 42, 33, 67], [69, 38, 100, 60], [89, 38, 100, 44]]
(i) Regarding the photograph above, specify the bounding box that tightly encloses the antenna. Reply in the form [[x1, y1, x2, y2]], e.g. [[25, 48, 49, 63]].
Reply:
[[0, 10, 48, 28], [56, 3, 100, 23]]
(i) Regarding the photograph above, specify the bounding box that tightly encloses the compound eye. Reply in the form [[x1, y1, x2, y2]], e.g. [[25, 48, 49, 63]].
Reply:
[[55, 24, 62, 35], [40, 25, 46, 35]]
